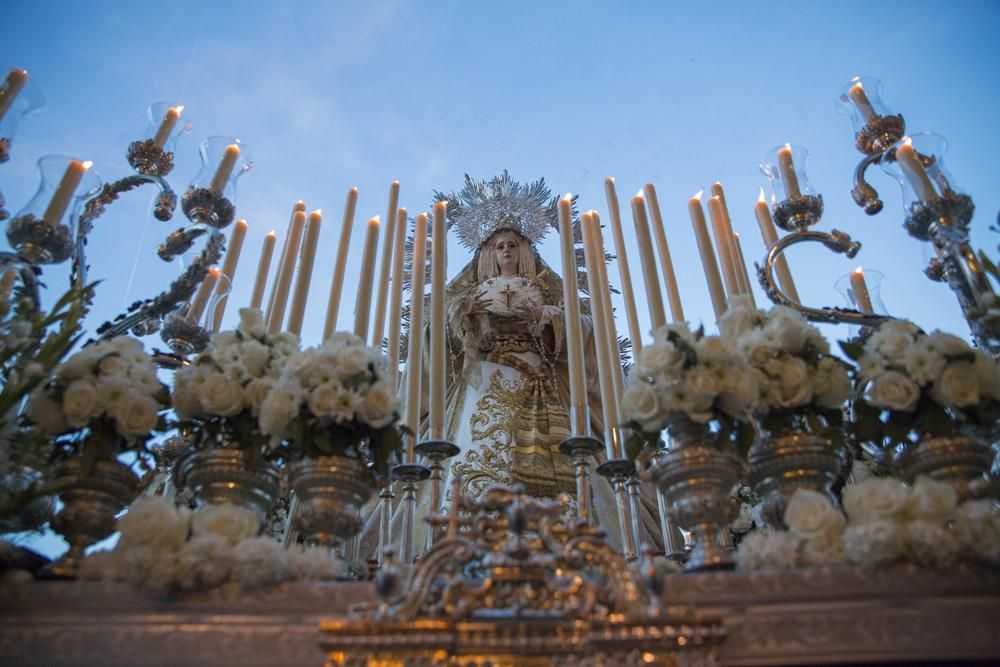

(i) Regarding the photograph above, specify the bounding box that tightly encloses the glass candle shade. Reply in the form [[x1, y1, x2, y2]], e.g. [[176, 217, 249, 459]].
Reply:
[[881, 132, 959, 209], [759, 143, 819, 206], [835, 269, 888, 315], [6, 155, 101, 265], [145, 101, 190, 151], [181, 136, 251, 229], [835, 77, 895, 134], [0, 67, 45, 164]]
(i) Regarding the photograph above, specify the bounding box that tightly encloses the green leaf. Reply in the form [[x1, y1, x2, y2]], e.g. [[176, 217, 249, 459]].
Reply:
[[838, 340, 865, 361]]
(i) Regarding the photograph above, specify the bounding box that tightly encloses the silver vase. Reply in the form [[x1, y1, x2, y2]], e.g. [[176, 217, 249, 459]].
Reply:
[[44, 459, 140, 579], [650, 445, 742, 571], [748, 430, 843, 530], [286, 455, 374, 548], [895, 434, 993, 501], [174, 448, 281, 522]]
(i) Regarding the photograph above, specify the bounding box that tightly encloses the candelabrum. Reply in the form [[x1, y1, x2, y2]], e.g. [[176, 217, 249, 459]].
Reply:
[[413, 438, 459, 547], [391, 460, 430, 564], [596, 434, 640, 561], [757, 143, 893, 329], [837, 77, 999, 354]]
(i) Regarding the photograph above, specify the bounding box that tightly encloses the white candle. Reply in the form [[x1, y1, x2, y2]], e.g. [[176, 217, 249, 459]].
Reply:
[[582, 212, 620, 457], [848, 82, 877, 123], [591, 212, 625, 422], [324, 188, 359, 339], [687, 191, 727, 320], [754, 189, 800, 304], [287, 210, 323, 335], [152, 106, 182, 149], [208, 144, 240, 194], [604, 178, 644, 353], [267, 201, 306, 317], [249, 231, 277, 310], [0, 68, 28, 123], [387, 207, 408, 380], [371, 181, 400, 348], [42, 159, 91, 228], [850, 267, 874, 314], [708, 195, 740, 299], [643, 183, 685, 323], [777, 145, 801, 200], [267, 211, 306, 333], [429, 201, 447, 439], [895, 141, 937, 203], [353, 215, 381, 340], [211, 218, 248, 332], [557, 195, 588, 436], [405, 212, 429, 461], [630, 192, 667, 334], [732, 233, 757, 307], [189, 267, 221, 323]]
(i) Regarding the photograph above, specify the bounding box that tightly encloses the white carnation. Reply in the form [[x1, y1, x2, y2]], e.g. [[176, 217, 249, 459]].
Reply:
[[905, 475, 958, 523], [735, 531, 801, 570], [240, 339, 271, 377], [232, 536, 291, 588], [635, 342, 686, 380], [903, 520, 959, 568], [955, 500, 1000, 565], [844, 520, 905, 567], [175, 534, 234, 591], [287, 545, 346, 580], [902, 337, 946, 386], [237, 307, 267, 339], [191, 503, 261, 544], [244, 377, 275, 416], [799, 531, 847, 566], [334, 344, 370, 377]]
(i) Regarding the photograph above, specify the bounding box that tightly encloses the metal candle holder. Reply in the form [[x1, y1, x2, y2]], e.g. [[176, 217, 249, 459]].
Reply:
[[596, 456, 639, 560], [413, 439, 460, 546], [557, 434, 603, 525], [391, 461, 430, 564]]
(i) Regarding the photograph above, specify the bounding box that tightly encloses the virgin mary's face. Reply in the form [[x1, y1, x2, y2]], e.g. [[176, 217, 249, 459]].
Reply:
[[493, 233, 519, 276]]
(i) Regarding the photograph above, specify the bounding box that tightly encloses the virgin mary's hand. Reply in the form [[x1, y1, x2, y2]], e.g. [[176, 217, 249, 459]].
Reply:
[[469, 291, 492, 315]]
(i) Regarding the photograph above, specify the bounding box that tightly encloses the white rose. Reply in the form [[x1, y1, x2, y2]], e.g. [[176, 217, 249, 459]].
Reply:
[[199, 374, 246, 417], [813, 357, 851, 408], [307, 382, 341, 418], [128, 366, 162, 396], [844, 520, 906, 567], [239, 339, 271, 377], [97, 354, 128, 377], [112, 393, 160, 440], [191, 503, 261, 544], [56, 348, 98, 381], [621, 381, 664, 432], [237, 307, 267, 339], [259, 384, 302, 436], [685, 367, 719, 401], [865, 370, 920, 412], [930, 361, 980, 408], [696, 336, 735, 365], [359, 380, 398, 428], [868, 325, 914, 362], [334, 345, 370, 377], [285, 348, 322, 379], [323, 331, 364, 349], [927, 330, 972, 357], [97, 376, 132, 413], [29, 391, 68, 435], [842, 476, 910, 524], [172, 365, 208, 418], [769, 356, 812, 408], [783, 489, 846, 542], [117, 496, 190, 551], [63, 379, 100, 427], [109, 336, 145, 358], [906, 475, 958, 523], [764, 310, 810, 353], [244, 377, 275, 416], [635, 342, 686, 380], [270, 332, 300, 358], [973, 351, 1000, 401], [717, 369, 757, 418], [664, 381, 712, 423], [718, 300, 759, 341]]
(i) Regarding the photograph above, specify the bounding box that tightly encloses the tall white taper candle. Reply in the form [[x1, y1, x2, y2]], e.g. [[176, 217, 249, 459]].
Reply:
[[687, 191, 727, 320], [604, 178, 644, 353], [249, 231, 276, 310], [643, 182, 685, 322], [353, 216, 381, 340], [267, 211, 306, 333], [429, 201, 447, 439], [405, 212, 429, 461], [754, 190, 800, 303], [266, 201, 306, 318], [387, 207, 408, 380], [557, 195, 588, 436], [287, 210, 323, 335], [630, 192, 666, 334], [371, 181, 400, 348], [211, 218, 248, 331], [324, 187, 359, 339]]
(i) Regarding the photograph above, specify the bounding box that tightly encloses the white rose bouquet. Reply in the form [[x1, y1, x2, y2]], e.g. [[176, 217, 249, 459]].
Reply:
[[622, 322, 756, 460], [839, 320, 1000, 451], [257, 331, 403, 478], [173, 308, 299, 463], [29, 335, 169, 469], [720, 297, 851, 445]]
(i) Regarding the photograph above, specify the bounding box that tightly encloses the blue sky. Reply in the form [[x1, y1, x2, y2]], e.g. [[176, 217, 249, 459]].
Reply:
[[3, 1, 999, 348]]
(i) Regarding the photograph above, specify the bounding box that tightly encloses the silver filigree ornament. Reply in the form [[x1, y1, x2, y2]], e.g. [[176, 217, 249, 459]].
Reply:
[[435, 170, 560, 251]]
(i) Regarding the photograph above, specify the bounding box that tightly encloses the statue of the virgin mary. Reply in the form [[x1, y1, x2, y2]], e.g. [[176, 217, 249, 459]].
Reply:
[[362, 172, 660, 555]]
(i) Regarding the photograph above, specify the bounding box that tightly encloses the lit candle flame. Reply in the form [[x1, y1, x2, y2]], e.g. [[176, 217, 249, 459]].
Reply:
[[693, 189, 703, 201], [314, 209, 322, 215], [605, 176, 615, 185], [854, 266, 864, 275], [175, 105, 185, 114], [903, 136, 913, 147], [635, 189, 644, 199], [758, 188, 766, 203], [81, 161, 93, 170], [562, 192, 572, 202]]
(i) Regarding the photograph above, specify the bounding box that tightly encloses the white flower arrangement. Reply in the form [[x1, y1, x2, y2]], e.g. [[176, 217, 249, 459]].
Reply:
[[841, 320, 1000, 450], [257, 331, 403, 478], [80, 496, 346, 594], [622, 322, 756, 459], [719, 297, 851, 441], [736, 475, 1000, 571], [173, 308, 300, 461], [28, 335, 169, 466]]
